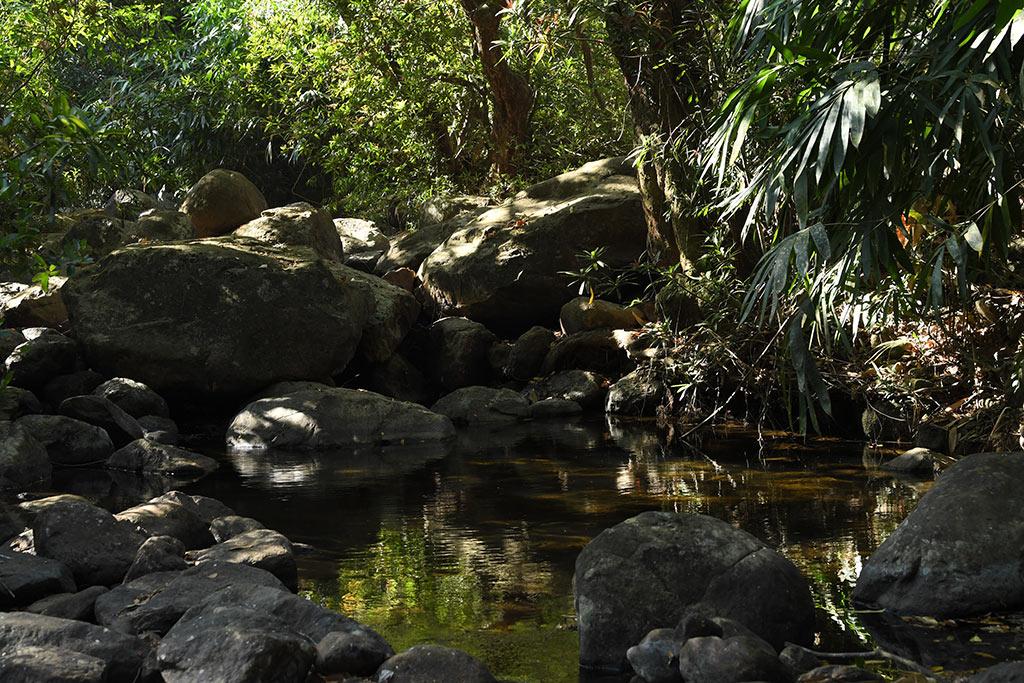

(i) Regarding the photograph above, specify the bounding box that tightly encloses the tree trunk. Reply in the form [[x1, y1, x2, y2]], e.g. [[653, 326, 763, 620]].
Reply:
[[460, 0, 534, 176]]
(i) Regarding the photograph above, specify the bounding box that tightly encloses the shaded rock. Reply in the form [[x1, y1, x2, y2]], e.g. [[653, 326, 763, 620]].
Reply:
[[15, 414, 114, 465], [251, 379, 333, 400], [210, 515, 264, 543], [575, 511, 815, 672], [525, 369, 607, 409], [123, 535, 187, 583], [1, 277, 68, 328], [180, 168, 267, 237], [418, 194, 491, 226], [429, 317, 496, 391], [529, 397, 582, 418], [316, 630, 393, 677], [0, 644, 108, 683], [541, 328, 628, 375], [107, 439, 217, 476], [606, 368, 666, 416], [93, 377, 169, 418], [16, 494, 90, 524], [60, 210, 134, 258], [678, 635, 788, 683], [5, 331, 78, 387], [880, 447, 936, 474], [189, 528, 296, 590], [25, 585, 108, 621], [560, 296, 644, 334], [853, 451, 1024, 616], [779, 643, 822, 677], [235, 202, 343, 262], [0, 327, 27, 360], [41, 370, 105, 409], [104, 188, 158, 220], [969, 662, 1024, 682], [0, 612, 149, 682], [432, 386, 530, 425], [0, 386, 43, 420], [363, 352, 430, 404], [334, 263, 419, 364], [420, 158, 645, 332], [33, 499, 147, 586], [375, 212, 478, 275], [132, 208, 195, 241], [0, 548, 76, 608], [626, 628, 681, 683], [490, 325, 555, 382], [0, 421, 51, 490], [151, 491, 234, 523], [375, 644, 496, 683], [797, 665, 883, 682], [137, 415, 179, 445], [0, 502, 25, 543], [95, 561, 285, 635], [915, 421, 953, 454], [116, 498, 213, 549], [382, 266, 418, 291], [156, 604, 316, 683], [59, 394, 144, 447], [64, 238, 372, 399], [227, 387, 454, 450]]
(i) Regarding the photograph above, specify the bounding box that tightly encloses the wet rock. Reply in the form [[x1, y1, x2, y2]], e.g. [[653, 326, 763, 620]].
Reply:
[[59, 394, 144, 447], [157, 603, 316, 682], [235, 202, 344, 262], [880, 447, 936, 474], [180, 168, 267, 237], [151, 491, 235, 523], [93, 377, 169, 418], [107, 439, 217, 476], [123, 535, 187, 582], [65, 238, 373, 399], [432, 386, 530, 425], [429, 317, 496, 391], [105, 188, 158, 220], [41, 370, 105, 409], [969, 662, 1024, 681], [575, 511, 815, 672], [137, 415, 179, 445], [541, 328, 629, 375], [0, 644, 108, 683], [525, 369, 607, 409], [678, 635, 788, 683], [853, 451, 1024, 616], [25, 585, 108, 621], [420, 158, 645, 332], [1, 277, 69, 328], [560, 296, 644, 334], [15, 414, 114, 465], [210, 515, 265, 543], [0, 548, 76, 608], [5, 331, 78, 387], [227, 387, 454, 450], [363, 352, 430, 404], [529, 397, 582, 418], [797, 665, 883, 682], [33, 499, 147, 586], [375, 644, 496, 683], [336, 264, 420, 364], [115, 497, 213, 549], [316, 630, 393, 677], [0, 612, 149, 682], [490, 326, 555, 382], [606, 368, 666, 416], [189, 528, 297, 590], [626, 628, 681, 683], [95, 561, 286, 635], [0, 421, 51, 491]]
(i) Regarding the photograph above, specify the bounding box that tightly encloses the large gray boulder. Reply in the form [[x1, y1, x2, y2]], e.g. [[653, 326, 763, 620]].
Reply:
[[0, 644, 108, 683], [115, 497, 213, 549], [104, 188, 159, 220], [189, 528, 297, 590], [64, 238, 372, 399], [227, 387, 454, 450], [180, 168, 267, 237], [107, 439, 218, 476], [0, 421, 51, 490], [133, 208, 195, 241], [432, 386, 530, 425], [1, 277, 69, 328], [375, 645, 496, 683], [419, 158, 646, 331], [853, 451, 1024, 616], [575, 511, 815, 672], [15, 414, 114, 465], [235, 202, 344, 262], [25, 585, 109, 621]]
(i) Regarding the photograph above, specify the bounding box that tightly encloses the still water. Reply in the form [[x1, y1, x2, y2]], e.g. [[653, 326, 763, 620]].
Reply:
[[170, 417, 930, 682]]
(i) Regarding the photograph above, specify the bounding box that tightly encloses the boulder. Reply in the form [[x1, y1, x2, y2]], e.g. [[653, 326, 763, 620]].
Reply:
[[382, 266, 419, 291], [334, 217, 390, 270], [16, 494, 91, 524], [853, 451, 1024, 616], [15, 414, 114, 465], [879, 447, 936, 474], [376, 645, 496, 683], [60, 210, 134, 258], [529, 397, 582, 418], [180, 169, 267, 237], [33, 499, 147, 586], [560, 296, 644, 334], [5, 331, 78, 387], [0, 421, 51, 490], [156, 604, 316, 683], [626, 628, 681, 683], [0, 612, 149, 683], [779, 644, 823, 678], [227, 388, 454, 450], [419, 158, 646, 332], [115, 498, 213, 549], [333, 264, 419, 364], [136, 415, 179, 445], [605, 369, 666, 416], [525, 369, 607, 409], [25, 585, 108, 621], [93, 377, 169, 418], [0, 502, 25, 543], [0, 549, 76, 608], [0, 327, 27, 360], [64, 238, 372, 399], [107, 439, 218, 476], [104, 188, 158, 220], [0, 386, 44, 420], [235, 202, 344, 262], [432, 386, 530, 425], [151, 491, 235, 523], [123, 535, 188, 583], [797, 665, 883, 682], [210, 515, 265, 543], [189, 528, 297, 590], [59, 395, 144, 447], [418, 194, 491, 225], [489, 326, 555, 382], [363, 353, 430, 404], [41, 370, 105, 408], [375, 210, 481, 275], [132, 208, 195, 241], [541, 329, 629, 375], [575, 511, 815, 672], [678, 635, 789, 683], [1, 277, 68, 328], [969, 662, 1024, 682], [0, 644, 108, 683], [316, 630, 393, 677], [429, 317, 496, 391]]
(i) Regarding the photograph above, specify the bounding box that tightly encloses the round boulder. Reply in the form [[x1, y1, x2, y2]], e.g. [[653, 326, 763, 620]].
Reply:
[[179, 169, 267, 237], [235, 202, 344, 262]]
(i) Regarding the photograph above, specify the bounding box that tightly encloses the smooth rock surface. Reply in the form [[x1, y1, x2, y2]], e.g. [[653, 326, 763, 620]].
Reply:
[[432, 386, 530, 425], [180, 168, 267, 237], [15, 414, 114, 465], [107, 439, 218, 476], [0, 548, 76, 608]]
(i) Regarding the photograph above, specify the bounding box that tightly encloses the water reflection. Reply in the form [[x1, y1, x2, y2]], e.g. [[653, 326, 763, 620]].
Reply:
[[178, 418, 929, 682]]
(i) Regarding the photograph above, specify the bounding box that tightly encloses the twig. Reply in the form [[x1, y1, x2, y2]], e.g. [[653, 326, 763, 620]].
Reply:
[[783, 642, 940, 680]]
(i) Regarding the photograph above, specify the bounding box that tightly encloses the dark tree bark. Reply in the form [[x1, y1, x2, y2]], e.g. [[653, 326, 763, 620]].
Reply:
[[459, 0, 535, 176]]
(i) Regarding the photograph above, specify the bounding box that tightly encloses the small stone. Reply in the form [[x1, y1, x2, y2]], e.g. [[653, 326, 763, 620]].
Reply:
[[116, 498, 213, 549], [59, 394, 144, 447]]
